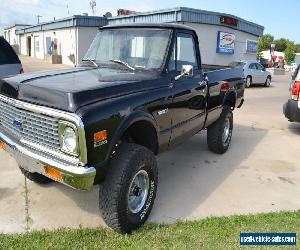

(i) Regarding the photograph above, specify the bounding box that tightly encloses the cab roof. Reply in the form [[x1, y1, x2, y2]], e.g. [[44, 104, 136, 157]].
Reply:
[[99, 23, 196, 32]]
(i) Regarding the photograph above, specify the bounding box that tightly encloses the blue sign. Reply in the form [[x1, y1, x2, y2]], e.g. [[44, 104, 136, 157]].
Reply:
[[240, 233, 296, 246], [216, 31, 235, 54], [246, 40, 258, 53]]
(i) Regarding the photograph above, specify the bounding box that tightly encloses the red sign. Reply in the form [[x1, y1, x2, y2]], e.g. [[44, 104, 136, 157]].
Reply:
[[117, 9, 136, 16], [220, 16, 238, 26]]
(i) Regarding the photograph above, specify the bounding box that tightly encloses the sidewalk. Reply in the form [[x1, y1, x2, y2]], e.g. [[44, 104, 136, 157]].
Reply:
[[19, 55, 72, 73]]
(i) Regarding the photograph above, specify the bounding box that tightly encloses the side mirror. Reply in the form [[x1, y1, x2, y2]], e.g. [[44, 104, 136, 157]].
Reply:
[[175, 65, 193, 81]]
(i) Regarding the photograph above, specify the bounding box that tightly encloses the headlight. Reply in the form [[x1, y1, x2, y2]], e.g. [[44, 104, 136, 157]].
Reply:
[[58, 121, 78, 155]]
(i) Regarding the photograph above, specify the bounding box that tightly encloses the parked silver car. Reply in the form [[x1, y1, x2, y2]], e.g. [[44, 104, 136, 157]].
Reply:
[[229, 61, 272, 88], [0, 37, 23, 79]]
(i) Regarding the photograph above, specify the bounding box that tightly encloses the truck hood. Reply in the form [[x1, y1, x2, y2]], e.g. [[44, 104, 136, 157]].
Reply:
[[0, 67, 162, 112]]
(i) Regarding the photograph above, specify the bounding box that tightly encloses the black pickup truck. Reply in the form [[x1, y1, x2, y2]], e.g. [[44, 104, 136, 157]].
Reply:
[[0, 23, 244, 233]]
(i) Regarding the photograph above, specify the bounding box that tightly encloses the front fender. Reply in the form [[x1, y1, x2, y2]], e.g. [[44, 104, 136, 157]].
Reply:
[[107, 111, 159, 159]]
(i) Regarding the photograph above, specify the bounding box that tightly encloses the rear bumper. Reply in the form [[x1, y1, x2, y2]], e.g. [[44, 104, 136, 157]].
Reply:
[[283, 99, 300, 122], [0, 130, 96, 190]]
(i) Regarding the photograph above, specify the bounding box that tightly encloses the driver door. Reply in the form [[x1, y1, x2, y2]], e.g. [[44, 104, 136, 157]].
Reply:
[[168, 31, 207, 147]]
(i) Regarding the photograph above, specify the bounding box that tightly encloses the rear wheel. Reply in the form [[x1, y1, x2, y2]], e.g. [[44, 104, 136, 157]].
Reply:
[[99, 143, 158, 234], [245, 76, 252, 88], [19, 166, 53, 184], [207, 106, 233, 154], [264, 76, 271, 87]]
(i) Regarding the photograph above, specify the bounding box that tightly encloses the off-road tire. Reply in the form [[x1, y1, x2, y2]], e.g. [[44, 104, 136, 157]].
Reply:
[[19, 166, 53, 184], [99, 143, 158, 234], [207, 106, 233, 154]]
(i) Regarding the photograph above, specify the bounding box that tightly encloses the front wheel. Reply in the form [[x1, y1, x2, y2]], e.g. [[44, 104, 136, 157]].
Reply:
[[207, 106, 233, 154], [99, 143, 158, 234]]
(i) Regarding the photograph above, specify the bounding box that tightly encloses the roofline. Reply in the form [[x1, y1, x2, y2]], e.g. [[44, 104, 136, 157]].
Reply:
[[109, 7, 264, 36], [109, 7, 264, 29], [16, 15, 108, 35], [4, 24, 32, 30]]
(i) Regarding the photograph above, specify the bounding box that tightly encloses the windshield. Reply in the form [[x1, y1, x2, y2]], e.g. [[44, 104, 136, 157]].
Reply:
[[83, 29, 171, 70], [228, 61, 246, 68]]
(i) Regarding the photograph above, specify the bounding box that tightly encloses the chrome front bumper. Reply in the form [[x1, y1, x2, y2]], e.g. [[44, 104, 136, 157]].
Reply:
[[0, 131, 96, 190]]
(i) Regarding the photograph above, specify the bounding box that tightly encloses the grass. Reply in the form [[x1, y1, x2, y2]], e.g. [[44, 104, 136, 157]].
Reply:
[[0, 210, 299, 250]]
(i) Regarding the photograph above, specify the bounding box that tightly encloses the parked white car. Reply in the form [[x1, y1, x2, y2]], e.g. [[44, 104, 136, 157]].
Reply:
[[229, 61, 272, 88], [291, 63, 298, 73]]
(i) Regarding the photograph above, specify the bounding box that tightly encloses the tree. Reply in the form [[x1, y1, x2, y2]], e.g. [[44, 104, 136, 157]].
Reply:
[[274, 38, 289, 52], [295, 44, 300, 53], [258, 34, 274, 52], [285, 41, 296, 63]]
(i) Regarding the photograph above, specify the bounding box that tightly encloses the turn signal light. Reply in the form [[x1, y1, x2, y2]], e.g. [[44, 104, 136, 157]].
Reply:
[[291, 81, 300, 100], [44, 165, 62, 181]]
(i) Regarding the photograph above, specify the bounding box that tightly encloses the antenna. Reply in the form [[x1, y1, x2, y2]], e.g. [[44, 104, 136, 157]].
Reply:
[[90, 0, 96, 15], [67, 3, 70, 15], [36, 15, 42, 24]]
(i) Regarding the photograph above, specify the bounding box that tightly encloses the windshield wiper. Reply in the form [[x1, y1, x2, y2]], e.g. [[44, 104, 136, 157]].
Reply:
[[109, 59, 135, 71], [82, 58, 99, 68]]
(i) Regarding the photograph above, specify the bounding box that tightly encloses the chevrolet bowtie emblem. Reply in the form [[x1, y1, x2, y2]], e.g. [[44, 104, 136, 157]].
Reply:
[[13, 119, 23, 128]]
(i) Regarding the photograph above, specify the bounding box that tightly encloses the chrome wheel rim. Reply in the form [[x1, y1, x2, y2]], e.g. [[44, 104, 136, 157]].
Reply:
[[223, 118, 230, 143], [128, 170, 149, 214]]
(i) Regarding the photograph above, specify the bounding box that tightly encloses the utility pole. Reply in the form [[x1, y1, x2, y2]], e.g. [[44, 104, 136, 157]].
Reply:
[[36, 15, 42, 24]]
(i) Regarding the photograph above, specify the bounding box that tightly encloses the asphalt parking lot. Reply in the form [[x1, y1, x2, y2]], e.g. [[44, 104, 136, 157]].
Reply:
[[1, 57, 300, 233]]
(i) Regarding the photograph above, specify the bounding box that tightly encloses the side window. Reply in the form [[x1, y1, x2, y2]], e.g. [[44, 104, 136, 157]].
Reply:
[[256, 63, 263, 70], [169, 33, 198, 72], [177, 33, 198, 70], [249, 63, 256, 69]]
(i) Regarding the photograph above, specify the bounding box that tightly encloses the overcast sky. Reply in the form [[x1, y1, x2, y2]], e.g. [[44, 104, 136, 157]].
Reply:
[[1, 0, 299, 42]]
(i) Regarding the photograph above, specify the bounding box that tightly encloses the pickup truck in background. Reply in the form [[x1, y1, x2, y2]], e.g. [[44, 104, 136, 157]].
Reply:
[[0, 23, 245, 233], [283, 65, 300, 122]]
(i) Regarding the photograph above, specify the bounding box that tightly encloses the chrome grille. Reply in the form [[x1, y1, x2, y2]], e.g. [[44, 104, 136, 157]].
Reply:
[[0, 98, 60, 150]]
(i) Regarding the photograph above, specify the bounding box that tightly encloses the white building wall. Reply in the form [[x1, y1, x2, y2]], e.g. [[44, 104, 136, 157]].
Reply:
[[76, 27, 99, 65], [19, 34, 27, 55], [18, 28, 77, 66], [43, 28, 77, 65], [4, 27, 17, 45], [181, 22, 258, 66]]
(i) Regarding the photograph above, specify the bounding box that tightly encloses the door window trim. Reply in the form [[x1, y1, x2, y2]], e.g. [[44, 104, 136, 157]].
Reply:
[[168, 30, 201, 72]]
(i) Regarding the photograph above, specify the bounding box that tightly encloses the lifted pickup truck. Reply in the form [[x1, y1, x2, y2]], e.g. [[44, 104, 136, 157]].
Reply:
[[0, 23, 244, 233]]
